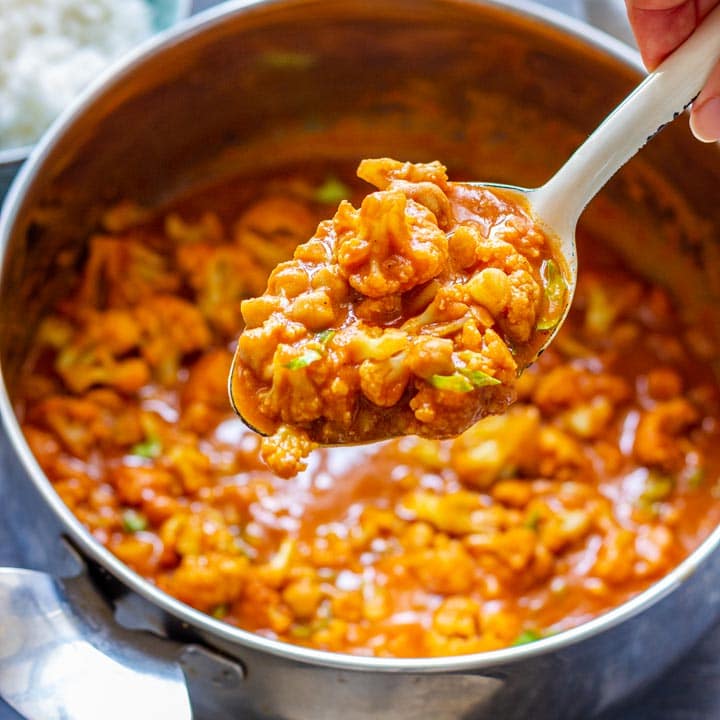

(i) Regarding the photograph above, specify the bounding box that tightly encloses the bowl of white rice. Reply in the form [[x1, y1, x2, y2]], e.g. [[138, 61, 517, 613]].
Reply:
[[0, 0, 192, 199]]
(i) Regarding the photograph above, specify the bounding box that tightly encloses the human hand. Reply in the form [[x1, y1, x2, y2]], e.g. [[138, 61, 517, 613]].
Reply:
[[626, 0, 720, 142]]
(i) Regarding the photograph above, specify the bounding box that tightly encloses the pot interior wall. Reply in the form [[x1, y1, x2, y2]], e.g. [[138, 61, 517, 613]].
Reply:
[[2, 0, 719, 384]]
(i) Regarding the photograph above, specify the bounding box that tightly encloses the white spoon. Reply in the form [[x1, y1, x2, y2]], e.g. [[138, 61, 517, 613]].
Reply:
[[493, 3, 720, 354]]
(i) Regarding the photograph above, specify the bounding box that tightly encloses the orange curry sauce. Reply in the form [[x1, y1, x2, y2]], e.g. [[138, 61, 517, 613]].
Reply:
[[17, 162, 720, 657]]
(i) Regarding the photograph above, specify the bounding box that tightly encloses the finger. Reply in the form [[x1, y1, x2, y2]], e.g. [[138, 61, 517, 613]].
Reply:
[[698, 0, 720, 18], [690, 60, 720, 141], [625, 0, 697, 68]]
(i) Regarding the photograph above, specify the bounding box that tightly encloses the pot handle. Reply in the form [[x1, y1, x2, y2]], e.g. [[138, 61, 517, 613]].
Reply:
[[0, 567, 194, 720]]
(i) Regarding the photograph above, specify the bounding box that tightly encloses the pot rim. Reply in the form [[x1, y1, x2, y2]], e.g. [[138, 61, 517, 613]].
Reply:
[[1, 0, 717, 673]]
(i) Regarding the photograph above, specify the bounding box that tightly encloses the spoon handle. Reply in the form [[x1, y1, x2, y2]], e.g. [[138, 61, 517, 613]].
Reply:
[[533, 3, 720, 237]]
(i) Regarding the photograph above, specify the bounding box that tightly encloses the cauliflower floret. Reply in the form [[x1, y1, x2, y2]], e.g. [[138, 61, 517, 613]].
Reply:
[[537, 426, 591, 478], [176, 243, 267, 337], [359, 353, 410, 407], [32, 390, 143, 458], [401, 490, 504, 535], [113, 465, 177, 506], [258, 344, 327, 424], [532, 366, 631, 416], [180, 349, 234, 432], [450, 406, 541, 488], [409, 540, 476, 594], [181, 349, 233, 411], [160, 509, 240, 558], [459, 223, 542, 343], [634, 399, 699, 472], [465, 267, 511, 316], [400, 286, 469, 337], [133, 295, 212, 385], [261, 425, 317, 478], [346, 326, 410, 363], [165, 212, 224, 245], [358, 157, 453, 229], [158, 553, 249, 610], [357, 158, 449, 190], [234, 196, 318, 270], [335, 191, 448, 297], [75, 236, 179, 310], [54, 309, 149, 394], [237, 314, 307, 379], [405, 336, 455, 379], [432, 597, 481, 639]]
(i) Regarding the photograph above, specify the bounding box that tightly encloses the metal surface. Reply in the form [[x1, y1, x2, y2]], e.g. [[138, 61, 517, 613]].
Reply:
[[0, 0, 719, 718], [0, 568, 192, 720]]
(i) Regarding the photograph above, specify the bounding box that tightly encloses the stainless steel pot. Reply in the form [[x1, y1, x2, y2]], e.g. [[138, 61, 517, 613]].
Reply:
[[1, 1, 720, 718]]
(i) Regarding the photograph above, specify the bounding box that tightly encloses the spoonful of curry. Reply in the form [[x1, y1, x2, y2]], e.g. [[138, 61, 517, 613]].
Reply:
[[230, 5, 720, 477]]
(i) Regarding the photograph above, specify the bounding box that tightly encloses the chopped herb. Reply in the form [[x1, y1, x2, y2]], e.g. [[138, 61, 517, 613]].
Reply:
[[122, 509, 148, 533], [525, 509, 541, 532], [313, 176, 351, 204], [290, 624, 313, 639], [131, 435, 162, 459], [260, 50, 315, 70], [537, 258, 567, 331], [284, 349, 323, 370], [316, 329, 336, 345], [512, 629, 543, 646], [429, 372, 475, 393], [211, 604, 229, 620], [688, 467, 705, 489], [639, 471, 674, 506], [460, 368, 501, 388]]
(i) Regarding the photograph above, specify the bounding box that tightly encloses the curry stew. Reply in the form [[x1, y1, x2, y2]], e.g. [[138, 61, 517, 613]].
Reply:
[[18, 163, 720, 657]]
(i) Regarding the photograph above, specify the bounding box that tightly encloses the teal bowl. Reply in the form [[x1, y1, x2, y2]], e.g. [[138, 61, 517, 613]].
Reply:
[[0, 0, 194, 201]]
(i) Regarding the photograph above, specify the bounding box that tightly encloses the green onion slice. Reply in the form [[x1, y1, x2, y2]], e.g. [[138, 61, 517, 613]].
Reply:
[[211, 604, 229, 620], [688, 467, 705, 489], [131, 436, 162, 459], [260, 50, 315, 70], [430, 368, 501, 392], [290, 624, 313, 639], [524, 509, 541, 531], [285, 348, 323, 370], [512, 629, 543, 646], [537, 258, 567, 331], [316, 329, 336, 345], [460, 368, 501, 387], [313, 176, 351, 204], [122, 509, 148, 533], [429, 373, 475, 393], [639, 471, 674, 505]]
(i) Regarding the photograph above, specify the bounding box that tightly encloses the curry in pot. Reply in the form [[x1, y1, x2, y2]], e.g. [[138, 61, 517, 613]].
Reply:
[[17, 161, 720, 657]]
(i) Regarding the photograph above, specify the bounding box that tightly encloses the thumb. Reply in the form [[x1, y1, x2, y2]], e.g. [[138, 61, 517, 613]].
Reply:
[[625, 0, 697, 68], [690, 61, 720, 142]]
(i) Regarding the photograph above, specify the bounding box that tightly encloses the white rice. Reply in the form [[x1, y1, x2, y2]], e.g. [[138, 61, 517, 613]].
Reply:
[[0, 0, 153, 151]]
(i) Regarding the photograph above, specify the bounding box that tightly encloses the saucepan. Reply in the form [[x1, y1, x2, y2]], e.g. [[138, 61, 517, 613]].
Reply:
[[1, 1, 720, 718]]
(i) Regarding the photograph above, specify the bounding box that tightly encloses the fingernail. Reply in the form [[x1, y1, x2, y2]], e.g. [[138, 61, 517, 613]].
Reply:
[[690, 97, 720, 143]]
